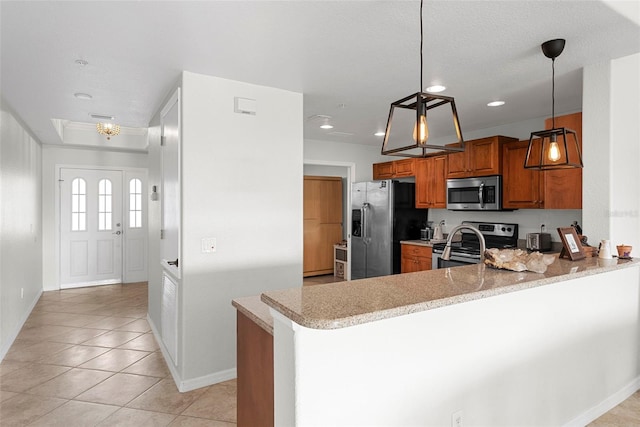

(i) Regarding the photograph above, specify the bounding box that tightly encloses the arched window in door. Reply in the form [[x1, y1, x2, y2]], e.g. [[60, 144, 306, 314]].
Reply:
[[98, 179, 113, 231], [129, 178, 142, 228], [71, 178, 87, 231]]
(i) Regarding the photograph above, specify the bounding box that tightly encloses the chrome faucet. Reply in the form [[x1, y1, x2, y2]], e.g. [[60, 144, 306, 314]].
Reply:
[[441, 224, 486, 262]]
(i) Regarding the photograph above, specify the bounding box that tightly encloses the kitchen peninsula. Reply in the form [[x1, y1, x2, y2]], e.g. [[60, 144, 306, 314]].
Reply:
[[235, 256, 640, 426]]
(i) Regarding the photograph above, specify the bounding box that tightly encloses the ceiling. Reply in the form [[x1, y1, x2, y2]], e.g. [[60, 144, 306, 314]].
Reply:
[[1, 1, 639, 149]]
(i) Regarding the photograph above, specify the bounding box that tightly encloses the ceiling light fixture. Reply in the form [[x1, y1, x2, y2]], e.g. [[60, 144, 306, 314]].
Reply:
[[487, 101, 505, 107], [425, 85, 446, 93], [96, 122, 120, 140], [524, 39, 582, 170], [320, 123, 334, 129], [74, 92, 92, 100], [381, 0, 464, 158], [374, 131, 386, 137]]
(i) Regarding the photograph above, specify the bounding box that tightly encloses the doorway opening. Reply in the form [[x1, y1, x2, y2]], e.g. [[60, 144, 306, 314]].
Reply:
[[303, 160, 355, 282]]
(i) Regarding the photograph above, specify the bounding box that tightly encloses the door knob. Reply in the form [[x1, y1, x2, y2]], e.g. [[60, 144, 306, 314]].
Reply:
[[113, 231, 122, 235]]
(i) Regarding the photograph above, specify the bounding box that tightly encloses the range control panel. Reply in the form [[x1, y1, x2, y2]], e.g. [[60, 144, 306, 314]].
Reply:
[[461, 221, 518, 238]]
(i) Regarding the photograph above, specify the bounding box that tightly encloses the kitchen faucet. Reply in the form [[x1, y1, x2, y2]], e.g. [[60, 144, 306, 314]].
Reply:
[[441, 224, 486, 262]]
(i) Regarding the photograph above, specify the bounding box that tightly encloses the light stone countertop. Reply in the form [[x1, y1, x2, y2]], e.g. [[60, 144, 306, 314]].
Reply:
[[400, 239, 436, 247], [261, 256, 640, 330], [232, 295, 274, 335]]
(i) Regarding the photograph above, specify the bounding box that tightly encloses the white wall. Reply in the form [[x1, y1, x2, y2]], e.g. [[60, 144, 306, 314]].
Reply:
[[0, 98, 43, 359], [41, 145, 148, 290], [175, 71, 303, 387], [583, 53, 640, 252], [274, 266, 640, 426], [304, 138, 385, 182]]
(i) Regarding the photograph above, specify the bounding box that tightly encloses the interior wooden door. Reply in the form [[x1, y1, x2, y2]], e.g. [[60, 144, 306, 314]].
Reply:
[[303, 176, 343, 277]]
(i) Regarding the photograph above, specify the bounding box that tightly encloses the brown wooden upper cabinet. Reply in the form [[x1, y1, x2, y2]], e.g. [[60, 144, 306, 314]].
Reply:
[[446, 136, 517, 179], [415, 155, 447, 208], [372, 158, 415, 179], [502, 112, 582, 209]]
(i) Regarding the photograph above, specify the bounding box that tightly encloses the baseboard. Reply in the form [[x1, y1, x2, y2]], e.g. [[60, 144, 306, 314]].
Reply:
[[61, 279, 120, 289], [147, 314, 183, 389], [147, 314, 237, 393], [564, 376, 640, 427], [180, 367, 237, 393], [0, 289, 43, 361]]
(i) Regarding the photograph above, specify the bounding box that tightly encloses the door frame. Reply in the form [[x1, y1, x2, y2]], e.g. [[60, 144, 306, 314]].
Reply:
[[303, 160, 355, 281], [54, 164, 149, 289]]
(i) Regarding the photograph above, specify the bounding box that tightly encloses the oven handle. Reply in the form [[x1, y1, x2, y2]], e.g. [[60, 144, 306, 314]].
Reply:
[[478, 181, 485, 209]]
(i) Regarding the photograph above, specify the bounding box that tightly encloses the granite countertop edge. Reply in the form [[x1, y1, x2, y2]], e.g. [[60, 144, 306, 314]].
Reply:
[[232, 295, 274, 335], [260, 257, 640, 330]]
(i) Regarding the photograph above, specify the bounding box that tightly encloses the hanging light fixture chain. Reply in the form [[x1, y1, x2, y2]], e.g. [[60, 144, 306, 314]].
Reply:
[[420, 0, 423, 93], [551, 57, 555, 129]]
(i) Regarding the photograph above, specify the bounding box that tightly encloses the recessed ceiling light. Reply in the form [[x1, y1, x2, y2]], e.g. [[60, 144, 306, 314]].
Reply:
[[374, 131, 385, 137], [74, 93, 92, 100], [75, 59, 88, 66], [487, 101, 505, 107], [425, 85, 446, 93], [320, 124, 334, 129]]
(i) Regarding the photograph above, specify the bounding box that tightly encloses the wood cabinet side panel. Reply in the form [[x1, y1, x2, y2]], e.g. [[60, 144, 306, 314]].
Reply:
[[237, 311, 274, 427]]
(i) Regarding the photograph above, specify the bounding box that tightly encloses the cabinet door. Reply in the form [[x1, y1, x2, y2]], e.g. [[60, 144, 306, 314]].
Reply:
[[393, 159, 415, 177], [304, 176, 343, 276], [446, 143, 467, 178], [502, 140, 542, 209], [416, 256, 432, 271], [469, 138, 501, 176], [415, 159, 430, 208], [428, 155, 448, 208], [542, 112, 582, 209], [373, 162, 395, 180]]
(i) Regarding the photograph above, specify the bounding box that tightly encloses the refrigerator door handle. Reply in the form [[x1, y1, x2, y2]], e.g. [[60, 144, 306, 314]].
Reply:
[[362, 203, 370, 243]]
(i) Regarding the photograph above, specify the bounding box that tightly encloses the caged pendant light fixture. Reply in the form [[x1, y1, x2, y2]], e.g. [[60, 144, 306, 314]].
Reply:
[[524, 39, 583, 170], [381, 0, 464, 158]]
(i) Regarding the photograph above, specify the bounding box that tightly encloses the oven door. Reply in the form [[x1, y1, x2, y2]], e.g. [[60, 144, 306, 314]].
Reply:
[[432, 251, 481, 269]]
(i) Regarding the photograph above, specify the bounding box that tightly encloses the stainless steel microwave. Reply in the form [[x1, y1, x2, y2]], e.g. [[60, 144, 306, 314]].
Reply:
[[446, 175, 503, 211]]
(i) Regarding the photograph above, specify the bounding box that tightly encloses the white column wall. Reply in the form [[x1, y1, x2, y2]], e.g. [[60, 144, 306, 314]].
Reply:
[[609, 53, 640, 250], [0, 100, 43, 359], [583, 53, 640, 252], [178, 71, 303, 386]]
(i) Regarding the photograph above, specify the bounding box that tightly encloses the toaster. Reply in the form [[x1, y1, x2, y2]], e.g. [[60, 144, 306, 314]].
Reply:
[[526, 232, 552, 251]]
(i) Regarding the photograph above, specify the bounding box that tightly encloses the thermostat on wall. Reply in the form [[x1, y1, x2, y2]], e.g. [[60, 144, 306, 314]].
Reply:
[[234, 97, 257, 115]]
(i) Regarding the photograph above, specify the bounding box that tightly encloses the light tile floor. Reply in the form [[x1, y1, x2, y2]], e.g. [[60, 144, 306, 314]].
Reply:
[[0, 282, 236, 426], [2, 279, 638, 426]]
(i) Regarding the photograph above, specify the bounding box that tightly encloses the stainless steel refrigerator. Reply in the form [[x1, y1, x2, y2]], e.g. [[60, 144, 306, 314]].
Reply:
[[351, 180, 426, 279]]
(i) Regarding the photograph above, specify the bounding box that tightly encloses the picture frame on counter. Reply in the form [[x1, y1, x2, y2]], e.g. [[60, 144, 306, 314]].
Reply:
[[557, 227, 586, 261]]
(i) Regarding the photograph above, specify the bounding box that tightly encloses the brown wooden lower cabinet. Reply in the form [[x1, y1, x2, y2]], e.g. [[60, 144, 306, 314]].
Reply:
[[237, 312, 274, 427], [401, 244, 432, 273]]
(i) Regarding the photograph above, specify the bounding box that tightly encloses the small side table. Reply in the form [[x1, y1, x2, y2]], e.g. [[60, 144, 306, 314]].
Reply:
[[333, 244, 348, 278]]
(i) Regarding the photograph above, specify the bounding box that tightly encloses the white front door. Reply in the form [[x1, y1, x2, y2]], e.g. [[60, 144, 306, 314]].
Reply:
[[60, 168, 123, 288]]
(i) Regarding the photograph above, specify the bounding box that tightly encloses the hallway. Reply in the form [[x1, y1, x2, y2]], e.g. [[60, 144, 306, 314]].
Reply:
[[0, 283, 236, 426]]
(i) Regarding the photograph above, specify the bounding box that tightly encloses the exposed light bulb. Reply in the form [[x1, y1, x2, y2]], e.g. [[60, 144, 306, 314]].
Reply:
[[413, 114, 428, 144], [548, 136, 561, 162]]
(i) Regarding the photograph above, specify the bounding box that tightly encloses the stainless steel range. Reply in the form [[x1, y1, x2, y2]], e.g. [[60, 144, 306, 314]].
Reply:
[[432, 221, 518, 269]]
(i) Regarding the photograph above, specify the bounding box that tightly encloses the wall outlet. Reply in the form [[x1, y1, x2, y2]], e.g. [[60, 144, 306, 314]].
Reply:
[[201, 238, 217, 253], [452, 410, 463, 427]]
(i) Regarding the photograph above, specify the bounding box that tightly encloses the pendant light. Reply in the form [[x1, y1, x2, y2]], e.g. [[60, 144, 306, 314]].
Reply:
[[381, 0, 464, 157], [524, 39, 583, 170]]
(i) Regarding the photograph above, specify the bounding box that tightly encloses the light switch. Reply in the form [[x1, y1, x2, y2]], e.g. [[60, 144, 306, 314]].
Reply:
[[202, 238, 217, 253]]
